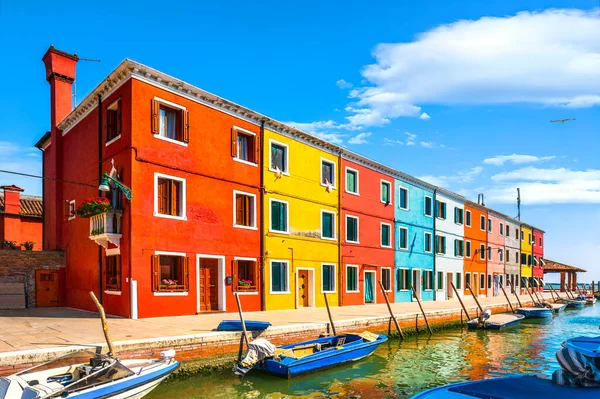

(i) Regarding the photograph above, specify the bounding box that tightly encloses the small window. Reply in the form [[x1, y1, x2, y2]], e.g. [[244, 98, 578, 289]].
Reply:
[[346, 168, 359, 194], [488, 218, 492, 233], [106, 99, 121, 143], [232, 127, 257, 164], [506, 227, 510, 238], [399, 227, 408, 250], [381, 181, 391, 204], [465, 241, 471, 258], [156, 175, 185, 218], [454, 208, 464, 224], [424, 271, 434, 290], [516, 251, 520, 263], [321, 159, 335, 187], [529, 233, 532, 244], [399, 187, 409, 210], [539, 237, 543, 247], [521, 253, 527, 265], [270, 200, 288, 233], [487, 274, 492, 290], [381, 223, 391, 248], [151, 99, 189, 143], [322, 264, 336, 293], [456, 273, 462, 290], [454, 240, 464, 257], [465, 210, 471, 227], [528, 254, 533, 266], [480, 244, 486, 260], [382, 268, 391, 291], [270, 141, 288, 173], [499, 249, 504, 262], [68, 200, 76, 220], [346, 216, 359, 243], [234, 191, 256, 228], [437, 271, 444, 290], [321, 211, 336, 240], [465, 273, 471, 288], [521, 230, 524, 241], [397, 269, 410, 290], [346, 265, 359, 292], [506, 250, 510, 263], [152, 254, 189, 292], [435, 235, 446, 254], [480, 215, 486, 230], [480, 274, 485, 290], [235, 259, 258, 291], [271, 261, 288, 293], [105, 255, 121, 291], [499, 223, 504, 236], [424, 232, 432, 253], [488, 246, 492, 261], [435, 200, 446, 219], [424, 196, 433, 217]]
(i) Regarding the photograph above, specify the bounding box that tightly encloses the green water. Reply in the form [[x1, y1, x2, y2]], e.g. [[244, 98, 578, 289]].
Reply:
[[148, 305, 600, 398]]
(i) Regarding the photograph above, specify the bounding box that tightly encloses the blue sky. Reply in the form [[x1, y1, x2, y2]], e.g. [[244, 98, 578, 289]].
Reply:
[[1, 1, 599, 281]]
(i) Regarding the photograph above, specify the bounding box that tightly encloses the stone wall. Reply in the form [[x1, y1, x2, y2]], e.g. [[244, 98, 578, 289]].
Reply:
[[0, 250, 64, 308]]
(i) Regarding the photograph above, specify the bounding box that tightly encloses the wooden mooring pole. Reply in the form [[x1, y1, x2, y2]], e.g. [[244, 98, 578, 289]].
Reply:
[[89, 291, 115, 356], [541, 279, 556, 302], [507, 279, 523, 308], [466, 283, 485, 314], [411, 284, 433, 335], [323, 293, 337, 336], [450, 281, 471, 321], [234, 292, 251, 361], [524, 279, 538, 306], [379, 281, 404, 340], [500, 283, 515, 313]]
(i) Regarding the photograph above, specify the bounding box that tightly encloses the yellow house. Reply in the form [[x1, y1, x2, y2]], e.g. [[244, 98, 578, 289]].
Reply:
[[520, 225, 533, 281], [263, 128, 339, 310]]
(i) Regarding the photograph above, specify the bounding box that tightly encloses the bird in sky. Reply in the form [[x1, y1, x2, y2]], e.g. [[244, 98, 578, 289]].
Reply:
[[550, 118, 576, 123]]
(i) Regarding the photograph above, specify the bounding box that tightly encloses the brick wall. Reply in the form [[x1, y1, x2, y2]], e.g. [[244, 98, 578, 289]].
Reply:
[[0, 250, 64, 307]]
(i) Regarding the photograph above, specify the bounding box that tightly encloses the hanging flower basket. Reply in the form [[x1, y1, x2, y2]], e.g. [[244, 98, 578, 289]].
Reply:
[[76, 197, 112, 218]]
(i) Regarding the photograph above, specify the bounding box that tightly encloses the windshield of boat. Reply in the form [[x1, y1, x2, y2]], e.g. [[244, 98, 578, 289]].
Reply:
[[53, 360, 134, 396], [16, 350, 101, 376]]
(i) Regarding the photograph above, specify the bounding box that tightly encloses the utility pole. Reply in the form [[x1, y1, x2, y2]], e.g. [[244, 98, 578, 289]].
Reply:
[[517, 188, 521, 221]]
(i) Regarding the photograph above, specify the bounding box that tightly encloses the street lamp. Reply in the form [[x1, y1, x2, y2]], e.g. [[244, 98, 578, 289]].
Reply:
[[98, 172, 132, 200]]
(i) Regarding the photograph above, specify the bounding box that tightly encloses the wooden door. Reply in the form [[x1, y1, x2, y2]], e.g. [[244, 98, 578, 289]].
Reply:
[[447, 273, 453, 298], [36, 270, 58, 307], [199, 259, 218, 312], [298, 271, 309, 307]]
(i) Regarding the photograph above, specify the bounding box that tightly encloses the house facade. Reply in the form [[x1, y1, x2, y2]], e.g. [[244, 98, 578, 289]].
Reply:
[[463, 202, 487, 297], [520, 224, 534, 292], [487, 212, 506, 297], [532, 229, 545, 291], [504, 218, 521, 293], [0, 185, 43, 250]]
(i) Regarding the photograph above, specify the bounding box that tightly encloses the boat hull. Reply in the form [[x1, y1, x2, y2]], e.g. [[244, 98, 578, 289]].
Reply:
[[563, 336, 600, 369], [466, 314, 525, 330], [217, 320, 271, 331], [516, 307, 553, 318], [565, 300, 586, 309]]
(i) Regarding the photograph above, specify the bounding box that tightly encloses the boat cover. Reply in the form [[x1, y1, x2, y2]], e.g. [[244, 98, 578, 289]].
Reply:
[[234, 338, 277, 376], [448, 376, 588, 398], [554, 347, 600, 387]]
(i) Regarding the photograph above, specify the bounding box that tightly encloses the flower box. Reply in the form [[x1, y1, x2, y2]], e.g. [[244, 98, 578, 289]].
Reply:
[[77, 197, 112, 218]]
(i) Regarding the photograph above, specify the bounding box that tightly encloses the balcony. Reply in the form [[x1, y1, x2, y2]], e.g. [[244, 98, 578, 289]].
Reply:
[[89, 209, 122, 248]]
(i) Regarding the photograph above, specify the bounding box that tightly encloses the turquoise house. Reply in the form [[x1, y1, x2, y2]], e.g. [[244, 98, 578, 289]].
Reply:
[[394, 176, 436, 302]]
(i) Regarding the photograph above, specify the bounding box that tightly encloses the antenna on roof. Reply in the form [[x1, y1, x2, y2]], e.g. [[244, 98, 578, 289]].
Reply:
[[517, 188, 521, 221], [72, 57, 101, 107]]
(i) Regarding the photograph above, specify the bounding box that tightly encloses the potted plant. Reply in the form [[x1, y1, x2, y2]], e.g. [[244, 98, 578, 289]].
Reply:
[[76, 197, 111, 218], [238, 279, 254, 291], [22, 242, 35, 251]]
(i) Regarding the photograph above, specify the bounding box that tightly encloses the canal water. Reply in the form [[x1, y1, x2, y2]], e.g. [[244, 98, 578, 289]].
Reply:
[[148, 304, 600, 398]]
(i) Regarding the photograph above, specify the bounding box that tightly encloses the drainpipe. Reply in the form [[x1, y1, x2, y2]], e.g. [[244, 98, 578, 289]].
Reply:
[[97, 94, 103, 304], [337, 150, 343, 307], [38, 142, 46, 249], [432, 189, 437, 302], [259, 121, 266, 311]]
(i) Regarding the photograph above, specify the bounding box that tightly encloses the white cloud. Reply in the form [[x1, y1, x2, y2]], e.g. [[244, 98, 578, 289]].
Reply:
[[286, 120, 350, 145], [0, 142, 42, 195], [405, 132, 417, 146], [420, 141, 433, 148], [383, 138, 404, 146], [336, 79, 353, 89], [484, 154, 556, 166], [418, 166, 483, 189], [348, 132, 372, 145], [420, 112, 431, 120]]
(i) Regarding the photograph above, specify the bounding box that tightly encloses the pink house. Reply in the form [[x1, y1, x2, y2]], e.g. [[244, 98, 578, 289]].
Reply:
[[487, 212, 506, 297]]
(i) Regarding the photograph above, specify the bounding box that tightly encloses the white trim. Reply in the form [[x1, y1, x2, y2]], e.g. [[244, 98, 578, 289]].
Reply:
[[344, 166, 360, 196], [380, 179, 392, 205], [398, 186, 409, 211], [380, 222, 392, 248], [233, 157, 259, 167], [345, 264, 360, 293], [465, 240, 471, 258], [423, 270, 434, 292], [269, 198, 290, 234], [424, 231, 433, 253], [236, 292, 259, 296], [412, 268, 423, 297], [153, 172, 187, 220], [130, 280, 138, 319], [436, 270, 445, 292], [154, 292, 189, 297], [364, 270, 377, 304], [295, 267, 315, 308], [195, 254, 226, 312], [153, 96, 187, 110], [320, 209, 337, 240], [499, 222, 504, 236], [232, 125, 258, 166], [455, 239, 464, 258], [488, 218, 493, 233], [68, 200, 76, 221], [397, 267, 410, 291], [233, 125, 256, 136], [381, 267, 392, 292], [320, 158, 337, 189], [269, 259, 290, 294], [424, 195, 433, 218], [106, 247, 121, 256], [465, 210, 471, 227], [480, 215, 486, 231], [105, 135, 121, 147], [153, 134, 189, 147], [268, 139, 290, 176], [104, 290, 122, 296], [398, 226, 409, 250], [155, 250, 187, 257], [321, 263, 337, 293], [233, 256, 257, 261], [233, 190, 258, 230], [345, 214, 360, 244], [479, 244, 486, 260]]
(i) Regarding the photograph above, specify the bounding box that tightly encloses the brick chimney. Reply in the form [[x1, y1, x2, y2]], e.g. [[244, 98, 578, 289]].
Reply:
[[42, 46, 79, 127], [1, 185, 23, 214]]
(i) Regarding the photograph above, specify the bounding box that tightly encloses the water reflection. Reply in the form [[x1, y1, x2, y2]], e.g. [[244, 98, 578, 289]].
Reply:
[[148, 305, 599, 399]]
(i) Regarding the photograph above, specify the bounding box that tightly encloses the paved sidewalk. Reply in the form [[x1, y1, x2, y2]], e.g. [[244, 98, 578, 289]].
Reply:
[[0, 293, 545, 353]]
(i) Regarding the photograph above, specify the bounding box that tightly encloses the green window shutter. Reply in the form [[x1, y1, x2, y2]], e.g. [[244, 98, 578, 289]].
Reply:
[[346, 171, 355, 192], [271, 201, 280, 231], [322, 213, 333, 238], [272, 262, 281, 292], [280, 203, 286, 231], [382, 225, 389, 246]]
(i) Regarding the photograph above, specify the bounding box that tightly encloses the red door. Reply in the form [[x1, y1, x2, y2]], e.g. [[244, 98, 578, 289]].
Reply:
[[36, 270, 59, 307], [199, 259, 219, 312]]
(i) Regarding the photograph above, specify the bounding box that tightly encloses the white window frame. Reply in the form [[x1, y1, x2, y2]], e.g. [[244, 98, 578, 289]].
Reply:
[[105, 99, 121, 146], [488, 218, 492, 233], [480, 273, 486, 290], [398, 226, 409, 250], [424, 232, 433, 253], [424, 195, 433, 218], [488, 246, 492, 261], [152, 97, 188, 147], [344, 166, 360, 196], [380, 179, 392, 205], [480, 244, 486, 260], [539, 237, 543, 247], [345, 214, 360, 244], [320, 158, 336, 189], [269, 198, 290, 234], [232, 190, 257, 230], [68, 200, 76, 221], [398, 268, 410, 291], [269, 259, 290, 294], [321, 263, 337, 293], [465, 210, 471, 227], [153, 250, 189, 296], [381, 267, 392, 292], [499, 248, 504, 262], [398, 186, 409, 211], [455, 207, 464, 225], [232, 125, 258, 167], [345, 264, 360, 293], [465, 240, 471, 258], [380, 222, 392, 248], [499, 222, 504, 236], [424, 270, 434, 291], [268, 139, 290, 176], [455, 239, 464, 258], [480, 215, 486, 231], [320, 209, 337, 241], [521, 230, 524, 241], [153, 172, 187, 221]]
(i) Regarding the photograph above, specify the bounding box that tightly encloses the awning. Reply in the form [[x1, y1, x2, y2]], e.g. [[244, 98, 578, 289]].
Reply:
[[540, 258, 546, 265], [533, 257, 538, 265]]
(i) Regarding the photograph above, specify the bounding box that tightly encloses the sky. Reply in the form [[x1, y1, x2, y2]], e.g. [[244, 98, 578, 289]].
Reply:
[[0, 1, 599, 281]]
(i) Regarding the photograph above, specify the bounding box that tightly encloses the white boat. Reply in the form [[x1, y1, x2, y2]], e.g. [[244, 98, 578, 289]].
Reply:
[[0, 348, 178, 399]]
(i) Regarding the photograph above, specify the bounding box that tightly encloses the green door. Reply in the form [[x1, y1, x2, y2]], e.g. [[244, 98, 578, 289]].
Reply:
[[365, 272, 374, 303]]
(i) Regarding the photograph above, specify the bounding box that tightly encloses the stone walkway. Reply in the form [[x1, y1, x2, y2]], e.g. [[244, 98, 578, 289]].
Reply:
[[0, 292, 545, 353]]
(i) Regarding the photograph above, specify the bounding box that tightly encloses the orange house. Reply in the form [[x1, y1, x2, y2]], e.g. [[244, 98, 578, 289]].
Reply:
[[463, 202, 487, 296], [0, 185, 42, 250]]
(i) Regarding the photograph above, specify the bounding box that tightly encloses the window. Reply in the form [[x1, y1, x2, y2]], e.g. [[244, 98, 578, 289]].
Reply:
[[105, 255, 121, 291], [480, 215, 486, 231], [235, 259, 258, 291], [529, 233, 532, 244], [516, 251, 519, 263], [346, 265, 359, 292], [435, 235, 446, 254], [270, 261, 289, 293], [232, 127, 257, 164], [487, 274, 492, 290], [528, 254, 532, 266], [466, 241, 471, 258], [155, 174, 186, 219], [539, 237, 543, 247], [521, 253, 527, 265], [152, 254, 189, 292], [270, 199, 289, 233], [270, 141, 288, 174], [151, 99, 189, 144], [321, 210, 336, 240], [454, 208, 464, 225], [435, 200, 446, 219], [424, 232, 432, 253], [480, 244, 486, 260], [322, 264, 336, 293], [382, 268, 392, 291], [454, 240, 464, 257], [437, 271, 444, 290], [397, 269, 410, 290], [399, 227, 408, 250], [499, 249, 504, 262], [515, 227, 519, 238], [506, 227, 510, 238], [345, 168, 359, 194], [381, 223, 392, 248], [456, 273, 462, 290], [106, 99, 121, 143], [465, 210, 471, 226], [521, 230, 524, 241], [488, 246, 492, 261], [465, 273, 471, 289], [488, 218, 492, 233], [424, 196, 433, 217], [480, 274, 485, 290], [381, 180, 391, 204], [499, 223, 504, 236], [346, 215, 359, 243], [399, 187, 409, 210], [424, 271, 433, 290], [321, 159, 336, 187], [234, 191, 256, 229], [506, 250, 510, 263], [68, 200, 76, 220]]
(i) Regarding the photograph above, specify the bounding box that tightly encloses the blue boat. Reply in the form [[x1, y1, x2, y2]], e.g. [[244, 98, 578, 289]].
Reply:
[[466, 313, 525, 330], [217, 320, 271, 331], [516, 307, 553, 318], [548, 303, 567, 313], [563, 299, 586, 309], [410, 375, 591, 398], [563, 336, 600, 368]]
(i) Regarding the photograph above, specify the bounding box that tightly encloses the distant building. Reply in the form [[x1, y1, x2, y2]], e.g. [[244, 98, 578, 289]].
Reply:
[[0, 185, 42, 250]]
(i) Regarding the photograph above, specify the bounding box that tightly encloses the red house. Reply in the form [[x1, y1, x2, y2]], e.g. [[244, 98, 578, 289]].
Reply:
[[37, 46, 262, 318], [340, 156, 395, 306], [532, 229, 545, 292], [0, 185, 43, 250]]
